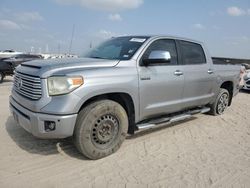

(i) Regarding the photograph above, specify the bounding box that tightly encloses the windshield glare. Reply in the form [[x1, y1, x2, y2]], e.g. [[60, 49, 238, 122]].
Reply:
[[84, 36, 149, 60]]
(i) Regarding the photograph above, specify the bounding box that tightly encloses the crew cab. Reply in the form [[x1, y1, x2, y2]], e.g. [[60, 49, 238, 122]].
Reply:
[[9, 35, 241, 159]]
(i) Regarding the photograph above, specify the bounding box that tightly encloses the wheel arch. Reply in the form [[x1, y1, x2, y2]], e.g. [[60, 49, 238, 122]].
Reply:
[[78, 92, 136, 134]]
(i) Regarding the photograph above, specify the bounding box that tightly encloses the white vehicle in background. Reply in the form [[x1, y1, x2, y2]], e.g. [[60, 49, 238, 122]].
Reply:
[[243, 71, 250, 91], [41, 53, 78, 59], [0, 50, 23, 59]]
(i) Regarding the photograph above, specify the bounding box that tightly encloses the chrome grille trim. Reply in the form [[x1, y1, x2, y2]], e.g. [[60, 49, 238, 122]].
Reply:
[[13, 72, 42, 100]]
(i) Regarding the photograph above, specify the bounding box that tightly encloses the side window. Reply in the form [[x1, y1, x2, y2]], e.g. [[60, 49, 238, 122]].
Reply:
[[142, 39, 178, 65], [179, 41, 206, 65]]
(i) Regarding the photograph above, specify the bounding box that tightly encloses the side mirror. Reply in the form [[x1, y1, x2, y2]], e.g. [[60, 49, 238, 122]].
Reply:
[[142, 50, 171, 66]]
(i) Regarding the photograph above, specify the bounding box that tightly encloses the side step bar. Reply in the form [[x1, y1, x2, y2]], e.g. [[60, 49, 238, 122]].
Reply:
[[136, 107, 210, 131]]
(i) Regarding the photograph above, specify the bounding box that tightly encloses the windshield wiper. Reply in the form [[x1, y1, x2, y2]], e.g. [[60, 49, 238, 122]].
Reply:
[[90, 56, 105, 59], [89, 56, 116, 60]]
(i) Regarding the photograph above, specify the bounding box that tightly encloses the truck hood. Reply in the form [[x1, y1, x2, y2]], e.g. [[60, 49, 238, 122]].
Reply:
[[16, 58, 120, 78]]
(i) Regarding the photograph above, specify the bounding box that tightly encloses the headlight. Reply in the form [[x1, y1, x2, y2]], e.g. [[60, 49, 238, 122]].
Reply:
[[47, 76, 83, 96]]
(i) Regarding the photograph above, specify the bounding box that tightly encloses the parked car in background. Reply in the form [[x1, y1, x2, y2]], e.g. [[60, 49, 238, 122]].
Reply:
[[0, 58, 15, 83], [242, 63, 250, 70], [0, 49, 23, 59], [240, 63, 250, 90], [4, 54, 43, 67], [0, 54, 43, 83], [242, 71, 250, 91]]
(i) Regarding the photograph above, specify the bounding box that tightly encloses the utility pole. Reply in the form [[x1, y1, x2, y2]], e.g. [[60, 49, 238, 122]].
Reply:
[[30, 46, 34, 53], [45, 44, 49, 53], [58, 43, 61, 54], [69, 24, 75, 54]]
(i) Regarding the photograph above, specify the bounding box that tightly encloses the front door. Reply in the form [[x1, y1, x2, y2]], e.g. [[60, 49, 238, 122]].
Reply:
[[138, 39, 184, 120]]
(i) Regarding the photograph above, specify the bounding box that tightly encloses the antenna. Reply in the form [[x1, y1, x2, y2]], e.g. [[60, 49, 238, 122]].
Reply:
[[69, 24, 75, 54]]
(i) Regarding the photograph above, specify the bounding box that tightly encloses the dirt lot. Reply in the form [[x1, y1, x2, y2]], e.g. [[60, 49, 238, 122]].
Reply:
[[0, 77, 250, 188]]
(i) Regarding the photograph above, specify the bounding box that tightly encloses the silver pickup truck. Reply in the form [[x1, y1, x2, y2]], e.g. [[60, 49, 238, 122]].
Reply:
[[9, 35, 240, 159]]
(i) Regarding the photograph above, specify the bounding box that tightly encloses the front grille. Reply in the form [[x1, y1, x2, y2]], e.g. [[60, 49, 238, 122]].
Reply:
[[13, 71, 42, 100]]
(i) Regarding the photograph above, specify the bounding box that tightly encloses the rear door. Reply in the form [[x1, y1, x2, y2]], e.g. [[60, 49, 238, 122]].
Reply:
[[138, 39, 184, 120], [177, 40, 214, 108]]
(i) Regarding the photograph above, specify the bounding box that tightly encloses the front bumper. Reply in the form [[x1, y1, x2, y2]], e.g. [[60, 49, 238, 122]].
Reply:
[[9, 96, 77, 139]]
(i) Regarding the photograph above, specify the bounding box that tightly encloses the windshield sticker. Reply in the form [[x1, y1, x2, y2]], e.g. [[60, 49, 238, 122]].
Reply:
[[130, 38, 146, 43], [123, 54, 129, 58]]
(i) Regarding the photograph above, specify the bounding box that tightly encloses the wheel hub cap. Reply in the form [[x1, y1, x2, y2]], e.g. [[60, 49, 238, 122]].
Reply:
[[92, 114, 119, 147], [217, 93, 229, 114]]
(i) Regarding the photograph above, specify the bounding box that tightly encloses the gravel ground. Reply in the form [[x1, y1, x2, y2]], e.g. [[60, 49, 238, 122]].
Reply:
[[0, 77, 250, 188]]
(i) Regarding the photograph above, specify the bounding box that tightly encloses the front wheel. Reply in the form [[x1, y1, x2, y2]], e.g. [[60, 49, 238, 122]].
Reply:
[[74, 100, 128, 159], [209, 88, 230, 115]]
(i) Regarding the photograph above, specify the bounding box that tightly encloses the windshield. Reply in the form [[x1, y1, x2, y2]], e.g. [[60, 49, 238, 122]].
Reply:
[[84, 36, 149, 60]]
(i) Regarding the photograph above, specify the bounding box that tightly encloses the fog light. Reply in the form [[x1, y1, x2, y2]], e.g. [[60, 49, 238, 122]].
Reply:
[[44, 121, 56, 132]]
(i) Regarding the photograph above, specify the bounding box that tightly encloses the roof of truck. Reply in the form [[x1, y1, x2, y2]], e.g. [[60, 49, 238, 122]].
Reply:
[[116, 35, 203, 45]]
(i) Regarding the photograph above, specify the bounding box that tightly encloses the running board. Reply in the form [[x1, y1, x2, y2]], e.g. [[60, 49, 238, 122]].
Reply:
[[137, 107, 210, 131]]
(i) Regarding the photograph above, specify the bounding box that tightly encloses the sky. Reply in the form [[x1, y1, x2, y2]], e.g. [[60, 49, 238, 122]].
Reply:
[[0, 0, 250, 59]]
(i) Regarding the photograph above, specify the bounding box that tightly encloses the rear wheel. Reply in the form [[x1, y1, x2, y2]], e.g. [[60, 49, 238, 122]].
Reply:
[[74, 100, 128, 159], [0, 72, 4, 83], [209, 88, 230, 115]]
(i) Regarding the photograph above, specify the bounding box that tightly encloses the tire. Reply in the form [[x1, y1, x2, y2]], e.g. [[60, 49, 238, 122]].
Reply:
[[74, 100, 128, 159], [0, 72, 4, 83], [209, 88, 230, 116]]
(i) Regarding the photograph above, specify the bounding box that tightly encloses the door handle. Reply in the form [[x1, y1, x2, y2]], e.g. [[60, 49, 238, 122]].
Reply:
[[208, 69, 214, 74], [174, 70, 183, 76]]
